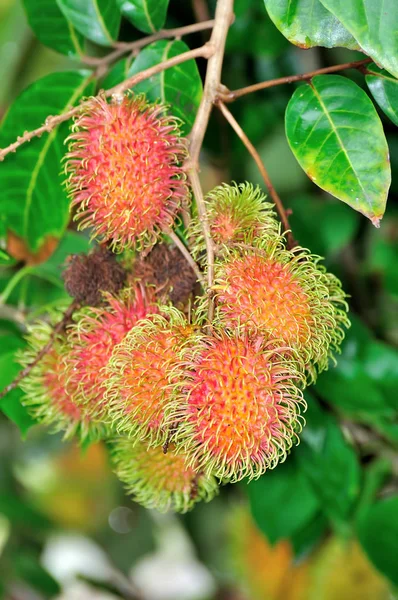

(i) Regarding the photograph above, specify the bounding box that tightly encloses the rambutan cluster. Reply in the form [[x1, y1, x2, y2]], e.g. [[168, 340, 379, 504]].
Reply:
[[17, 93, 349, 513]]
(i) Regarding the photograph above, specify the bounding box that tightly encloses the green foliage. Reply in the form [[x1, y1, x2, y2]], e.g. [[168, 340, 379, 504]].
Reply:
[[264, 0, 357, 49], [127, 40, 203, 135], [0, 72, 94, 253], [57, 0, 121, 46], [320, 0, 398, 78], [116, 0, 170, 34], [366, 64, 398, 128], [286, 75, 391, 225], [22, 0, 84, 56]]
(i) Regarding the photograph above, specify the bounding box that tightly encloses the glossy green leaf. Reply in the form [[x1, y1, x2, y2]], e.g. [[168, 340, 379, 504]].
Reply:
[[0, 72, 94, 253], [56, 0, 121, 46], [286, 75, 391, 225], [366, 64, 398, 128], [320, 0, 398, 79], [264, 0, 357, 49], [246, 458, 319, 544], [357, 496, 398, 586], [102, 56, 133, 89], [116, 0, 169, 34], [22, 0, 83, 57], [0, 336, 35, 435], [363, 341, 398, 411], [127, 40, 202, 135], [296, 396, 361, 523]]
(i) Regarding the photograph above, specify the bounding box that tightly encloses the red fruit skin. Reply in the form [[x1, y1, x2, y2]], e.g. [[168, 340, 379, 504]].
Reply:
[[65, 95, 188, 251]]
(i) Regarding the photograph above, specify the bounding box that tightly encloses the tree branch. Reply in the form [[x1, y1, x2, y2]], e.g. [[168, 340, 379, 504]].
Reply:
[[217, 100, 295, 248], [220, 57, 372, 102], [186, 0, 234, 322], [81, 20, 215, 67], [0, 301, 78, 401], [0, 44, 214, 162]]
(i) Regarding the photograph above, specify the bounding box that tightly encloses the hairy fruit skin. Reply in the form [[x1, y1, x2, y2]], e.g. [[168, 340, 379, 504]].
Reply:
[[65, 286, 154, 421], [112, 438, 219, 513], [65, 95, 188, 252], [105, 308, 199, 446], [212, 237, 350, 379], [18, 314, 89, 438], [173, 333, 306, 483], [191, 182, 279, 262]]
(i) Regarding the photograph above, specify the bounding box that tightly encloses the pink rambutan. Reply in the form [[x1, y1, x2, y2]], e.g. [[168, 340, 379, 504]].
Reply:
[[65, 94, 188, 251], [111, 438, 219, 513], [18, 315, 88, 438], [105, 308, 199, 446], [212, 237, 349, 378], [65, 286, 155, 421], [173, 333, 305, 483]]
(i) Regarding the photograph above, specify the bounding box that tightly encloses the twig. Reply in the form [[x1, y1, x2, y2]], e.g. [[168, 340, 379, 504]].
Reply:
[[0, 301, 78, 401], [220, 57, 372, 102], [0, 44, 214, 162], [81, 20, 215, 67], [166, 229, 205, 286], [187, 0, 234, 322], [192, 0, 212, 25], [217, 100, 295, 248]]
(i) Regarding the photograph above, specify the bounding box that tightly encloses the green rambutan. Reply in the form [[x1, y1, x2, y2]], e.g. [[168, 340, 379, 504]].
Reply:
[[190, 182, 279, 262], [18, 314, 89, 438], [172, 332, 305, 483], [111, 438, 219, 513], [105, 308, 199, 446], [65, 94, 188, 252], [211, 237, 350, 379]]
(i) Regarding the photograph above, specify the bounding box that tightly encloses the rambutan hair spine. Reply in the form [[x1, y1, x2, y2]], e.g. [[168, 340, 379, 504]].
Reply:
[[169, 330, 307, 484], [111, 437, 219, 513], [103, 306, 203, 448], [64, 92, 189, 253], [62, 285, 156, 426], [210, 234, 350, 381]]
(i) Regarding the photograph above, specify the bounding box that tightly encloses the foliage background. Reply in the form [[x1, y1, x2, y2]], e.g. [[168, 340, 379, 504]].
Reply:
[[0, 0, 397, 598]]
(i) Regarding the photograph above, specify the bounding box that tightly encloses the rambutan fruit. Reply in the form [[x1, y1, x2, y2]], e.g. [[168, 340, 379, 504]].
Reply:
[[65, 286, 155, 421], [111, 438, 219, 513], [65, 94, 188, 252], [105, 308, 199, 446], [173, 332, 305, 483], [18, 315, 88, 438], [212, 237, 350, 379], [191, 182, 279, 261]]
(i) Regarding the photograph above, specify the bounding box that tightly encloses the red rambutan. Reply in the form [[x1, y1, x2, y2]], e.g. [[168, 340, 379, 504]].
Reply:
[[212, 237, 349, 378], [105, 308, 199, 446], [65, 286, 155, 421], [65, 94, 188, 251], [173, 332, 305, 483], [111, 438, 219, 513]]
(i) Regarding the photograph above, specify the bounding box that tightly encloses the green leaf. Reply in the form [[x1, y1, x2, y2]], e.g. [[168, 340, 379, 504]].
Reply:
[[14, 554, 60, 598], [102, 56, 134, 90], [127, 40, 203, 135], [0, 72, 94, 253], [22, 0, 83, 57], [56, 0, 121, 46], [357, 496, 398, 586], [263, 0, 357, 49], [0, 335, 35, 435], [319, 0, 398, 79], [116, 0, 169, 34], [362, 341, 398, 411], [246, 457, 319, 544], [285, 75, 391, 225], [366, 63, 398, 128], [296, 396, 361, 524]]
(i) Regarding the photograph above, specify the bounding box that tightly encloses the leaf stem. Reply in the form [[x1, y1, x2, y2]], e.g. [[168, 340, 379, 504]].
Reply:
[[81, 20, 216, 67], [217, 100, 295, 248], [0, 44, 214, 162], [220, 57, 372, 102]]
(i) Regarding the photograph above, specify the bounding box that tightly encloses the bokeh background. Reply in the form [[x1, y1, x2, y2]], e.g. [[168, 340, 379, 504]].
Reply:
[[0, 0, 397, 598]]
